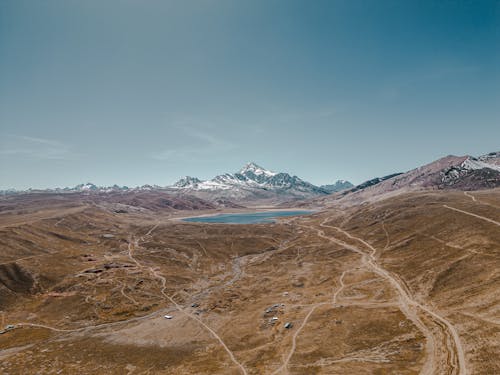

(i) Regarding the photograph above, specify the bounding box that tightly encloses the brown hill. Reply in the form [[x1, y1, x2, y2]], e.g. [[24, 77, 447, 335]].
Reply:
[[0, 188, 498, 374], [0, 190, 243, 220], [302, 152, 500, 208]]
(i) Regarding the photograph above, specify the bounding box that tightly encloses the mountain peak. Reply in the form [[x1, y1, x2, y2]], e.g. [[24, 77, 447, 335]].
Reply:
[[74, 182, 98, 191], [239, 162, 276, 177], [173, 176, 202, 188]]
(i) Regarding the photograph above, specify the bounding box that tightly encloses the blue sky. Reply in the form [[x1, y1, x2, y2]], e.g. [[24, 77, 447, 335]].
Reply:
[[1, 0, 498, 189]]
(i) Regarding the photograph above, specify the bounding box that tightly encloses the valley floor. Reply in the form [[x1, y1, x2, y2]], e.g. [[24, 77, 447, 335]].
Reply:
[[0, 189, 499, 374]]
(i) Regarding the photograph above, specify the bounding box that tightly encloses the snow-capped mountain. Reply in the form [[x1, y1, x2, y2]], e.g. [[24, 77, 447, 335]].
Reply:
[[441, 152, 500, 185], [0, 162, 351, 203], [171, 162, 342, 203], [433, 152, 500, 191], [0, 183, 145, 195], [71, 183, 99, 191], [308, 150, 500, 208], [3, 153, 497, 204], [478, 151, 500, 166], [64, 183, 131, 193], [240, 162, 277, 177], [173, 176, 202, 188], [353, 151, 500, 194]]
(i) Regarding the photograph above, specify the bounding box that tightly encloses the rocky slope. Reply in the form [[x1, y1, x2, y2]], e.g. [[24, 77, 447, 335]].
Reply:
[[171, 162, 350, 204], [306, 151, 500, 207]]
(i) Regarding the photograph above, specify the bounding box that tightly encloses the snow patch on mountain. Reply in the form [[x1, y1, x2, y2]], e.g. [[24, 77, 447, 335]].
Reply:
[[173, 176, 202, 188], [239, 162, 277, 177], [441, 153, 500, 184], [170, 162, 350, 202], [1, 162, 352, 202]]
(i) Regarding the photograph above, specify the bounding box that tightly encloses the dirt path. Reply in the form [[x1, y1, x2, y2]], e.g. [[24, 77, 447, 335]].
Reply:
[[443, 205, 500, 226], [143, 223, 159, 237], [128, 226, 248, 375], [15, 322, 78, 333], [382, 222, 390, 251], [463, 192, 476, 202], [271, 270, 350, 375], [318, 220, 467, 375], [463, 191, 500, 209], [6, 215, 475, 373], [120, 283, 138, 305], [13, 300, 180, 335], [314, 224, 436, 375], [325, 223, 377, 257], [11, 223, 248, 375]]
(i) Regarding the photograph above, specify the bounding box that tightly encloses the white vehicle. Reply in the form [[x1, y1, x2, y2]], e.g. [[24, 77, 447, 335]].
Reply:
[[164, 315, 173, 319]]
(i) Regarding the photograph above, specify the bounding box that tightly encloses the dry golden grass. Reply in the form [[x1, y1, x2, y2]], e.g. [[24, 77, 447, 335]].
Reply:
[[0, 189, 499, 374]]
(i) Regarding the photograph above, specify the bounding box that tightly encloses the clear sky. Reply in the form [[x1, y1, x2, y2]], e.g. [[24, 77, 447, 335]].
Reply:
[[1, 0, 499, 189]]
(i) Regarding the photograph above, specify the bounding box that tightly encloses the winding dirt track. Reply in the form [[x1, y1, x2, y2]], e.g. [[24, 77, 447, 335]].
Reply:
[[316, 219, 467, 375], [264, 218, 470, 374], [443, 205, 500, 226], [11, 224, 248, 375], [8, 210, 485, 373], [271, 270, 350, 375], [129, 225, 249, 375], [463, 192, 477, 202], [271, 214, 467, 374]]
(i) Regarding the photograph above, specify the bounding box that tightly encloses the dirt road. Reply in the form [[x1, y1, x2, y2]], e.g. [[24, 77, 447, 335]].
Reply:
[[314, 219, 467, 375], [443, 205, 500, 227]]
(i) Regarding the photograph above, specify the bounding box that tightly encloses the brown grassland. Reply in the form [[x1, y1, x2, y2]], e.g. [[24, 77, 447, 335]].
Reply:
[[0, 189, 499, 374]]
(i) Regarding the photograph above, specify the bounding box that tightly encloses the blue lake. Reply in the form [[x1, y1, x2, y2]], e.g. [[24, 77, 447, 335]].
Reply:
[[182, 210, 313, 224]]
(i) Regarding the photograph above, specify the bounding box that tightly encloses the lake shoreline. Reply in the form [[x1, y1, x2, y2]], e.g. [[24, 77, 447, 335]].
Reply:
[[180, 210, 314, 224]]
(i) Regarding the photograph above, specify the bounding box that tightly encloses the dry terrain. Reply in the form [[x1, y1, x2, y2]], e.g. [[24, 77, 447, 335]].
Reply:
[[0, 189, 499, 374]]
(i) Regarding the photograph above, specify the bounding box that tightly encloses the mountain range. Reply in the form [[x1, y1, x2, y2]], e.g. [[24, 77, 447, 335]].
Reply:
[[1, 162, 352, 204], [170, 162, 351, 203], [2, 152, 499, 208], [307, 151, 500, 207]]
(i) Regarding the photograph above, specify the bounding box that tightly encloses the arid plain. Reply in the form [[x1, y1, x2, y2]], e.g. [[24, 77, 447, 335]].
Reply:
[[1, 189, 499, 374]]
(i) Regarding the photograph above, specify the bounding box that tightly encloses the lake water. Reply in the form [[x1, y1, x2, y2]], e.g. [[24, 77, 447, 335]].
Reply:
[[182, 210, 313, 224]]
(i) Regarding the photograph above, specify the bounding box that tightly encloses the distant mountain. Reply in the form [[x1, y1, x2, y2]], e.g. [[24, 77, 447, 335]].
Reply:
[[1, 163, 350, 203], [0, 162, 352, 207], [347, 173, 403, 193], [320, 180, 354, 193], [1, 183, 148, 195], [311, 151, 500, 207], [440, 151, 500, 189], [173, 176, 202, 188], [170, 162, 346, 204]]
